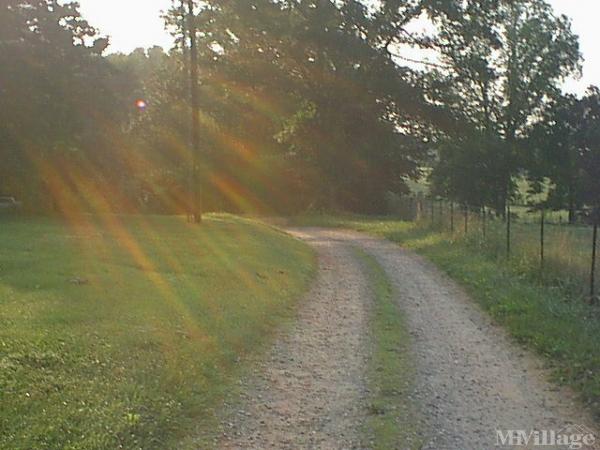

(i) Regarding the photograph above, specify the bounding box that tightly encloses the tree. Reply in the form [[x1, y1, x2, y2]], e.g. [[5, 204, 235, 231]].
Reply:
[[0, 0, 126, 212], [425, 0, 580, 213], [108, 47, 194, 214], [162, 0, 435, 213], [576, 88, 600, 302], [528, 94, 585, 223]]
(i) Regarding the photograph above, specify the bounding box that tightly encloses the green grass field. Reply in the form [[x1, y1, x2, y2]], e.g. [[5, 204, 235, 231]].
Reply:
[[293, 214, 600, 420], [0, 214, 315, 449]]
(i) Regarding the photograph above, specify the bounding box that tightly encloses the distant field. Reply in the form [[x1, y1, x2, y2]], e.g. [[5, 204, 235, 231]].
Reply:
[[293, 214, 600, 419], [0, 214, 315, 449]]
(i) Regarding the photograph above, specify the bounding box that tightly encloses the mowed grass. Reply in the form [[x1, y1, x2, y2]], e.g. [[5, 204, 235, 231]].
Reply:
[[354, 249, 423, 450], [293, 214, 600, 419], [0, 214, 315, 450]]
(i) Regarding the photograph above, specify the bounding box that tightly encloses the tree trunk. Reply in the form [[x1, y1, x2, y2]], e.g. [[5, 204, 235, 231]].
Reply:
[[430, 199, 434, 227], [567, 176, 577, 225], [568, 194, 576, 225]]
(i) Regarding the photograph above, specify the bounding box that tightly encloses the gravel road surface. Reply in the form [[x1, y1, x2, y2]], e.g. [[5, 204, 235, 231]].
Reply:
[[218, 228, 598, 450]]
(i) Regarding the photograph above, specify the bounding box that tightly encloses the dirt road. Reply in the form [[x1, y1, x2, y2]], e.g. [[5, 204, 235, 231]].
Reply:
[[218, 228, 598, 449]]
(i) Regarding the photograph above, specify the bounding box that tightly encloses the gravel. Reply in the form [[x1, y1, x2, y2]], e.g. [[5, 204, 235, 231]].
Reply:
[[218, 229, 371, 449], [217, 228, 598, 450]]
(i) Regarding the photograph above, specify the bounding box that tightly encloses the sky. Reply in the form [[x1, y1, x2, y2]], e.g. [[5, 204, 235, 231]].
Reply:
[[547, 0, 599, 95], [77, 0, 599, 95], [77, 0, 174, 53]]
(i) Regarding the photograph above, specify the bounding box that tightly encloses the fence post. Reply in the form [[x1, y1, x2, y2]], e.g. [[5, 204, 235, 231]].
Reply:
[[450, 201, 455, 233], [591, 221, 598, 305], [506, 203, 511, 258], [482, 206, 486, 240], [540, 208, 545, 270], [464, 205, 468, 235]]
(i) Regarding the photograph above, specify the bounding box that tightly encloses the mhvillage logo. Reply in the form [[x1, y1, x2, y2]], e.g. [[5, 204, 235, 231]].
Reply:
[[496, 424, 598, 449]]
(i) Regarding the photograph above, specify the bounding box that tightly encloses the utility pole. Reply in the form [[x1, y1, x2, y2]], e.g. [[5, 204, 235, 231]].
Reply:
[[180, 0, 191, 222], [187, 0, 201, 223]]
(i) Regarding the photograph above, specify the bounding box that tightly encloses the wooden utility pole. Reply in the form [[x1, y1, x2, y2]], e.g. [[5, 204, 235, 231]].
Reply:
[[180, 0, 191, 222], [187, 0, 201, 223]]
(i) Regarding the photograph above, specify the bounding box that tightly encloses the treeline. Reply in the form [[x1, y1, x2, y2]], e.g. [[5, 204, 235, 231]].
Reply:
[[424, 1, 600, 226], [1, 0, 434, 215], [1, 0, 599, 219]]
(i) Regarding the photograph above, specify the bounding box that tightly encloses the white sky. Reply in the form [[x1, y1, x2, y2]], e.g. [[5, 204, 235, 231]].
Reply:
[[78, 0, 599, 95], [78, 0, 174, 53], [547, 0, 599, 95]]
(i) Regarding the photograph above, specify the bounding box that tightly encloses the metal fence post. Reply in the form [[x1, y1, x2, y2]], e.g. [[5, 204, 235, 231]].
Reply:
[[540, 208, 545, 270], [591, 221, 598, 305], [506, 203, 511, 258]]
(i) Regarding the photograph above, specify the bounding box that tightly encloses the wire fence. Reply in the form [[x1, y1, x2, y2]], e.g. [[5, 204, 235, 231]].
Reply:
[[390, 195, 599, 304]]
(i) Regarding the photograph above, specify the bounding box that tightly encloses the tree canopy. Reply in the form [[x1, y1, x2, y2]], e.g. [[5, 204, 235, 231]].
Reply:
[[1, 0, 598, 219], [425, 0, 581, 213]]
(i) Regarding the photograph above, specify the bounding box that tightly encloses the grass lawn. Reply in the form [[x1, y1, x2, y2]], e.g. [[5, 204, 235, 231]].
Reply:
[[293, 214, 600, 420], [0, 214, 315, 450], [355, 248, 423, 450]]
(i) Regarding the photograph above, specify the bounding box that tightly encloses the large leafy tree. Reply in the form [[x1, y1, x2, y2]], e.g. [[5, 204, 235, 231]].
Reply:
[[578, 88, 600, 219], [1, 0, 588, 217], [163, 0, 433, 213], [573, 88, 600, 301], [527, 87, 600, 224], [0, 0, 129, 211], [528, 94, 585, 222], [424, 0, 580, 212]]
